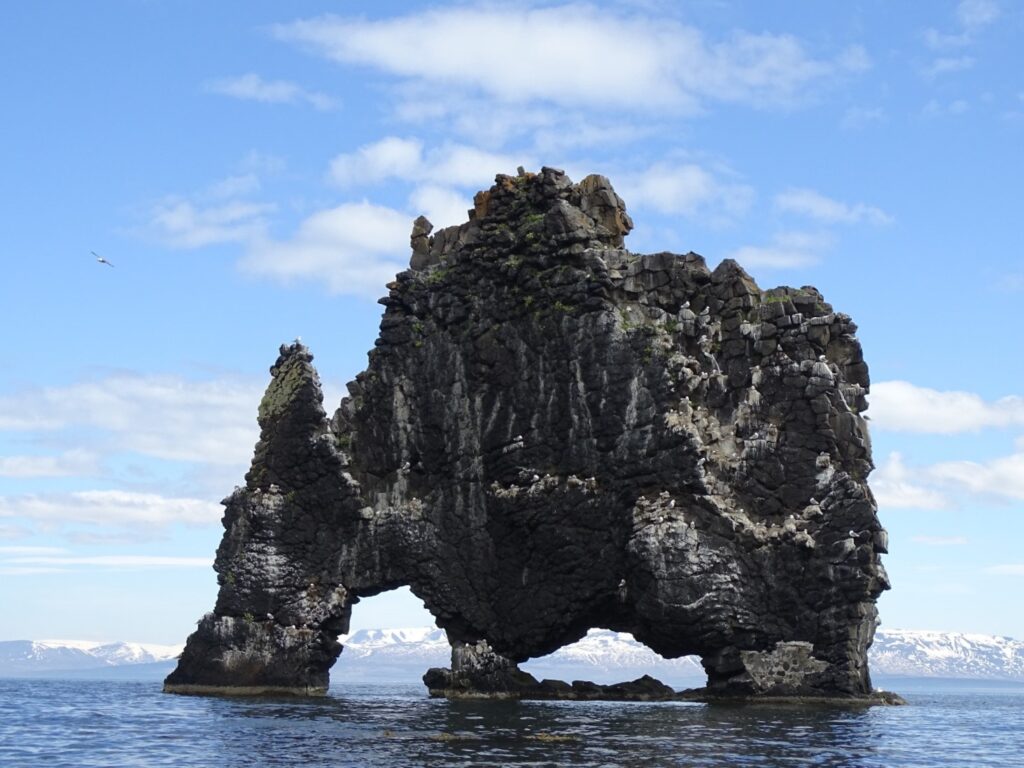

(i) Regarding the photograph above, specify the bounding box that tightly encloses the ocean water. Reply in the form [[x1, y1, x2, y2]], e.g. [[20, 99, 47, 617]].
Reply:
[[1, 679, 1022, 767]]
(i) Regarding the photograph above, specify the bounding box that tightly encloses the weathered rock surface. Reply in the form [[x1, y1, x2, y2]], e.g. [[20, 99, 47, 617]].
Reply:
[[165, 168, 890, 701]]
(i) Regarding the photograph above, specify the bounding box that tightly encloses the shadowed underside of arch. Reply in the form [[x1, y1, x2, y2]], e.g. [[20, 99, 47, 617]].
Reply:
[[165, 169, 890, 702]]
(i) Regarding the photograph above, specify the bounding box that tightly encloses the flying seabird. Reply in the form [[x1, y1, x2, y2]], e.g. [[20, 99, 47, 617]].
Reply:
[[91, 251, 114, 267]]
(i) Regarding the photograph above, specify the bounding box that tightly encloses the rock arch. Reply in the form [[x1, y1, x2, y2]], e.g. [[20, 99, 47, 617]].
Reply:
[[165, 168, 889, 700]]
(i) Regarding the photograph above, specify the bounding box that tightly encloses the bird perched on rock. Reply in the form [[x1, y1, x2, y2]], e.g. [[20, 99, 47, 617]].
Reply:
[[91, 251, 113, 267]]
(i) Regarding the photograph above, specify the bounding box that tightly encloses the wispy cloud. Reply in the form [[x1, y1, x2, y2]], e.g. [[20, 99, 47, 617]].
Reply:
[[924, 56, 975, 78], [841, 106, 885, 130], [241, 201, 411, 297], [205, 73, 336, 110], [148, 198, 275, 249], [775, 187, 892, 225], [869, 381, 1024, 434], [327, 137, 532, 190], [5, 554, 212, 568], [986, 564, 1024, 576], [275, 6, 867, 117], [724, 230, 832, 269], [912, 535, 969, 546], [0, 490, 222, 530], [871, 452, 951, 510], [0, 374, 260, 466], [616, 162, 754, 222], [922, 1, 997, 73], [923, 98, 971, 117], [957, 0, 1000, 29], [928, 454, 1024, 502], [0, 450, 98, 478]]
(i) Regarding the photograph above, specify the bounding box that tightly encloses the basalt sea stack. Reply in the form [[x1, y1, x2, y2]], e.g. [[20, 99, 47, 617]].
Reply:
[[165, 168, 890, 701]]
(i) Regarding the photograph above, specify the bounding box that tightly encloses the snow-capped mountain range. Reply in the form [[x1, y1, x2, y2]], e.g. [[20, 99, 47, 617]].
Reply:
[[0, 639, 183, 677], [4, 629, 1023, 683]]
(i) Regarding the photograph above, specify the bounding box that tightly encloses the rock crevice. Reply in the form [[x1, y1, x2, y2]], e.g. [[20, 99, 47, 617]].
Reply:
[[165, 168, 889, 701]]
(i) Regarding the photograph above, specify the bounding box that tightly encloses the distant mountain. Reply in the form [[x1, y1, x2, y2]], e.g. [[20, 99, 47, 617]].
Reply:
[[0, 640, 181, 678], [5, 628, 1023, 685], [870, 629, 1024, 681], [334, 627, 1024, 685]]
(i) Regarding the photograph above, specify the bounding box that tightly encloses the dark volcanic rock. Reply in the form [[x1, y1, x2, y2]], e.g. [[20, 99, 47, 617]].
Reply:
[[165, 168, 889, 701]]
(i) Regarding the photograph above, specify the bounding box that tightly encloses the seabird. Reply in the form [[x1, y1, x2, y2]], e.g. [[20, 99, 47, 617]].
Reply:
[[91, 251, 114, 267], [818, 354, 827, 362], [809, 497, 819, 505], [681, 300, 690, 309], [514, 435, 523, 441], [532, 474, 540, 482], [668, 499, 676, 508], [698, 335, 708, 344]]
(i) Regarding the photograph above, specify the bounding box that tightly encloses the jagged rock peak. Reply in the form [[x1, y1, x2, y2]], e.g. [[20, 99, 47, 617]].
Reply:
[[408, 167, 633, 271]]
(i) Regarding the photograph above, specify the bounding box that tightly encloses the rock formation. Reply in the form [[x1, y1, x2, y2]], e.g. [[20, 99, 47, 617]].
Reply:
[[165, 167, 890, 701]]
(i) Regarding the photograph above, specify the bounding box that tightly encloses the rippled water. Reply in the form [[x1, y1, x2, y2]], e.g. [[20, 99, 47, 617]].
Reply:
[[1, 679, 1022, 767]]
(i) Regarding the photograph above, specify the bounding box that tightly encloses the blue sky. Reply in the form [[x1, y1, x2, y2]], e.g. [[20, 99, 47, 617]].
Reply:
[[1, 0, 1022, 646]]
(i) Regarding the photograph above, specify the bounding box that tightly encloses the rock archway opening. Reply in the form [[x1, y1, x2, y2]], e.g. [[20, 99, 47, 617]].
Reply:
[[331, 587, 446, 685], [521, 629, 706, 690]]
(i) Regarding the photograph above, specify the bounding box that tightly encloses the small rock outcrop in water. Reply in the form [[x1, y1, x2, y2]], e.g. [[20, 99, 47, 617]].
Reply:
[[165, 168, 891, 702]]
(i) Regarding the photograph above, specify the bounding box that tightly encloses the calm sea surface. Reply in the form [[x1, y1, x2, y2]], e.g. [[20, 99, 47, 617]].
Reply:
[[1, 679, 1022, 767]]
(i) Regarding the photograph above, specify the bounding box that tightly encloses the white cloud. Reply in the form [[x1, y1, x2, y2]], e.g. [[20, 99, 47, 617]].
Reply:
[[0, 490, 222, 529], [957, 0, 1000, 29], [775, 188, 892, 225], [6, 554, 212, 568], [923, 98, 970, 117], [276, 7, 864, 114], [408, 186, 472, 229], [924, 55, 975, 77], [205, 73, 336, 110], [725, 230, 832, 269], [328, 137, 531, 189], [986, 564, 1024, 576], [0, 524, 30, 540], [617, 162, 754, 220], [0, 375, 260, 466], [0, 545, 68, 555], [205, 173, 261, 200], [0, 450, 98, 478], [149, 199, 275, 249], [328, 137, 425, 186], [241, 201, 411, 297], [841, 106, 885, 130], [869, 381, 1024, 434], [928, 454, 1024, 502], [911, 535, 969, 546], [871, 452, 951, 510], [923, 28, 971, 50]]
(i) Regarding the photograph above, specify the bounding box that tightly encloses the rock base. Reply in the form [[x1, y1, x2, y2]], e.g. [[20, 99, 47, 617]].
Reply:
[[162, 683, 327, 697]]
